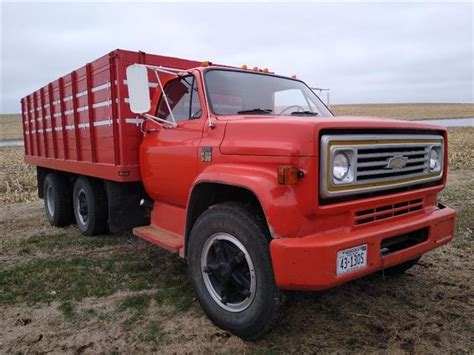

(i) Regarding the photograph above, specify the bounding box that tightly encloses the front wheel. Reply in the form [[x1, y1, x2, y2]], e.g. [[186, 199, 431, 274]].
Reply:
[[187, 203, 281, 339]]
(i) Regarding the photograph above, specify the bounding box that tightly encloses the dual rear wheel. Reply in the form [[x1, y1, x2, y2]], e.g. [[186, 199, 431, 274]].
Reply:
[[43, 173, 108, 236]]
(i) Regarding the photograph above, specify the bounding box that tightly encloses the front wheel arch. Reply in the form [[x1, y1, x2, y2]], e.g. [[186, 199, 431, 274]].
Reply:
[[184, 182, 270, 259]]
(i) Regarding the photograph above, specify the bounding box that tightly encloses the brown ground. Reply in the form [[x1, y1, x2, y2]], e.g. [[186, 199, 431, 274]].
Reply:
[[0, 129, 473, 353], [331, 103, 474, 120]]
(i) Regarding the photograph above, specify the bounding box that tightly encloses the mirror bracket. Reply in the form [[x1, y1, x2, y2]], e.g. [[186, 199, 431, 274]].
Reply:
[[143, 113, 177, 129], [126, 64, 182, 127]]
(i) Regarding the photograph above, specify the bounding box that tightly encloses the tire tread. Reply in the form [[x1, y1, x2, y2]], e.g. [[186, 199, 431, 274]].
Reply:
[[43, 173, 73, 227]]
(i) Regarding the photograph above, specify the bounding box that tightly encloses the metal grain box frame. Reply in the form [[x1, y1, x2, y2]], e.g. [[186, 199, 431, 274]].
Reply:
[[20, 49, 201, 182]]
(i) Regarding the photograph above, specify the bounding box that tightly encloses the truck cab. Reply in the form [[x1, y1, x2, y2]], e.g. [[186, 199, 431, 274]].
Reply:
[[22, 51, 455, 339]]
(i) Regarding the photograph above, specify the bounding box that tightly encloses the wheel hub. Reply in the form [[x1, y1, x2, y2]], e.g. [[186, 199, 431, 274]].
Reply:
[[76, 189, 88, 225], [201, 234, 256, 312], [46, 185, 55, 217]]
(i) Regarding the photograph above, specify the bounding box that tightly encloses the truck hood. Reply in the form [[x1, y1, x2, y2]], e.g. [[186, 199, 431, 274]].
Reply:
[[219, 115, 446, 157]]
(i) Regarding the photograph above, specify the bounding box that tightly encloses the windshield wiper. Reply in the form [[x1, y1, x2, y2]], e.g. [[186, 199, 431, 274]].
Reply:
[[237, 108, 273, 115], [290, 111, 319, 116]]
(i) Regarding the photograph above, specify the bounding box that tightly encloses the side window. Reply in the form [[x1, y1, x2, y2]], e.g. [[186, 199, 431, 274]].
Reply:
[[274, 89, 314, 114], [156, 76, 202, 122]]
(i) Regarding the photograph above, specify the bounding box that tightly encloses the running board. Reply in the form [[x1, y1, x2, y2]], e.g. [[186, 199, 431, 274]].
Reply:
[[133, 225, 184, 255]]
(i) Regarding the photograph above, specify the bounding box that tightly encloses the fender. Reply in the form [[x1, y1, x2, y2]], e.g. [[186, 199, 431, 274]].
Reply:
[[187, 163, 307, 240]]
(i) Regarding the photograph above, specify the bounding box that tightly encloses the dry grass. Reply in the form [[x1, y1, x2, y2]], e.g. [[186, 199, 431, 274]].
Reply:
[[331, 103, 474, 120], [0, 147, 36, 204], [447, 127, 474, 170], [0, 114, 22, 140]]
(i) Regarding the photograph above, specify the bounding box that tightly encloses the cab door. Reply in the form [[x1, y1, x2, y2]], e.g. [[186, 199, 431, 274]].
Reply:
[[140, 74, 204, 206]]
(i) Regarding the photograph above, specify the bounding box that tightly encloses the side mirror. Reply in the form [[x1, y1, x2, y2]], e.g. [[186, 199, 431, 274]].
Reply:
[[126, 64, 151, 114]]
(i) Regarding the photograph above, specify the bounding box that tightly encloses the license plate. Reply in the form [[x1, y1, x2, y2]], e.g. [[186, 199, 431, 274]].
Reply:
[[336, 244, 368, 275]]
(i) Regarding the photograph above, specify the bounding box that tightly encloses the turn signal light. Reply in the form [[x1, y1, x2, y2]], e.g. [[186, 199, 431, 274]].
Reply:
[[277, 166, 299, 185]]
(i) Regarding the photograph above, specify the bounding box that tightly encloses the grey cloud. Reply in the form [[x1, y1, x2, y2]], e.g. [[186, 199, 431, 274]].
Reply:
[[1, 2, 472, 113]]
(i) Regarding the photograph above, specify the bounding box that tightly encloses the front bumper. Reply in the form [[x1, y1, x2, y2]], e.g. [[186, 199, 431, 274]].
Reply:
[[270, 204, 455, 290]]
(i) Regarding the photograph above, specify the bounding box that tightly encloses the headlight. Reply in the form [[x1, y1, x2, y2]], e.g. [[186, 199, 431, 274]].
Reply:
[[429, 147, 441, 171], [333, 152, 350, 180]]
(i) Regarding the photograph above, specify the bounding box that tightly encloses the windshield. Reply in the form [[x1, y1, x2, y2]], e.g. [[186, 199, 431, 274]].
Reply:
[[204, 69, 333, 117]]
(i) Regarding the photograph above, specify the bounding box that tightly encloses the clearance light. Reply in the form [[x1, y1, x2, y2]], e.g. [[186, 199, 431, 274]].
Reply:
[[291, 74, 297, 79], [252, 66, 259, 71], [263, 68, 269, 73], [241, 64, 248, 70], [277, 166, 299, 185], [201, 61, 212, 67]]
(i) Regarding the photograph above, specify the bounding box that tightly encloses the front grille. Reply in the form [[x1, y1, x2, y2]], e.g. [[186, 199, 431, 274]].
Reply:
[[357, 146, 429, 182], [320, 134, 444, 198], [354, 198, 423, 225]]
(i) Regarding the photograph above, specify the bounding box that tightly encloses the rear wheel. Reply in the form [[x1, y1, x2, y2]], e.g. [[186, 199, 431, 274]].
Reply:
[[188, 203, 281, 339], [43, 173, 73, 227], [73, 177, 108, 236], [384, 257, 421, 275]]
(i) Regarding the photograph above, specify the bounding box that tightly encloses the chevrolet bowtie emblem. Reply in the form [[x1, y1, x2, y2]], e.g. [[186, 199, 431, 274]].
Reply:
[[386, 156, 408, 169]]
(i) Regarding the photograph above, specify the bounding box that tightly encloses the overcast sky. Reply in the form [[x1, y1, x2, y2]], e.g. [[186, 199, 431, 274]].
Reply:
[[1, 1, 473, 113]]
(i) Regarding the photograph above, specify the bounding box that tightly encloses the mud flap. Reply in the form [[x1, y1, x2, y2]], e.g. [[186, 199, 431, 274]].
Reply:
[[105, 181, 149, 233]]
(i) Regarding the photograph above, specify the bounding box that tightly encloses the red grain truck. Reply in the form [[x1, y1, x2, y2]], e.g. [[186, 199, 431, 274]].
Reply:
[[21, 49, 456, 338]]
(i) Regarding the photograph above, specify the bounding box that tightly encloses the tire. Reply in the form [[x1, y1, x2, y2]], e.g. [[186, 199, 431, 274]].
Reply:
[[187, 202, 281, 339], [73, 176, 108, 236], [383, 257, 421, 275], [43, 173, 73, 227]]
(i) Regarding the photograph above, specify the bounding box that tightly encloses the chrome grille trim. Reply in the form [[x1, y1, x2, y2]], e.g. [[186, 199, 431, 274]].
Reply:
[[357, 164, 428, 177], [358, 156, 426, 168], [320, 134, 444, 198]]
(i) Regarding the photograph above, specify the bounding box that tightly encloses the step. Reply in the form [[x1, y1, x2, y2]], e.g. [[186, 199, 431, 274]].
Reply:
[[133, 225, 184, 254]]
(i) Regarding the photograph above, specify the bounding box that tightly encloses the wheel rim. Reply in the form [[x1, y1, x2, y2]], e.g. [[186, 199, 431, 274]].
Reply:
[[201, 233, 256, 313], [76, 189, 88, 225], [46, 185, 55, 217]]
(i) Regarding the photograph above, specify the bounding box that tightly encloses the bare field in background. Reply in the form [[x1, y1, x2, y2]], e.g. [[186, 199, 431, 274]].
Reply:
[[331, 103, 474, 120], [1, 103, 474, 141], [0, 114, 22, 140], [0, 147, 36, 204], [0, 128, 472, 353]]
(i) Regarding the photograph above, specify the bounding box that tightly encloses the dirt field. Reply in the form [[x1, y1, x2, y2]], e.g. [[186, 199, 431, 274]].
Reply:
[[331, 103, 474, 120], [0, 129, 473, 353]]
